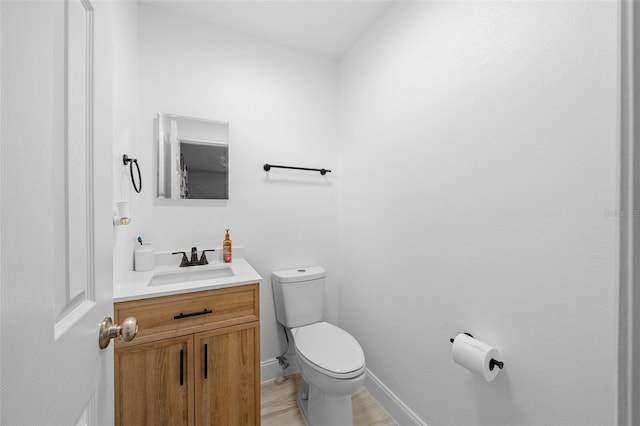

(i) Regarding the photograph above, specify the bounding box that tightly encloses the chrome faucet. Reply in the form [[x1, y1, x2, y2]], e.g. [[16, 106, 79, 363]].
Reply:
[[172, 247, 215, 267]]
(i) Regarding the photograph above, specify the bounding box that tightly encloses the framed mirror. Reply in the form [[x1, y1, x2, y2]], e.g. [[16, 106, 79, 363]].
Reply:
[[157, 113, 229, 200]]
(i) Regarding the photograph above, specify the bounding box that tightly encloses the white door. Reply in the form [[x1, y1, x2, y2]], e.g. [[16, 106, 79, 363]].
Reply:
[[1, 1, 117, 424]]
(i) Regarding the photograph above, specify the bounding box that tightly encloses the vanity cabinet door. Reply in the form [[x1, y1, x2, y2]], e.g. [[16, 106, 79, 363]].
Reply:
[[194, 322, 260, 426], [115, 335, 195, 426]]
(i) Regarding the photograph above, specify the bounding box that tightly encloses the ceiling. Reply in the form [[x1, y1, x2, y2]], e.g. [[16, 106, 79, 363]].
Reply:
[[139, 0, 393, 60]]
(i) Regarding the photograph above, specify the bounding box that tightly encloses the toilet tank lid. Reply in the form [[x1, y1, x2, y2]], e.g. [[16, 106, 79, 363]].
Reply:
[[271, 266, 325, 283]]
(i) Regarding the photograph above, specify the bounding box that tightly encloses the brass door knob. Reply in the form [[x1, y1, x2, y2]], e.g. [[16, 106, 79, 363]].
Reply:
[[99, 316, 138, 349]]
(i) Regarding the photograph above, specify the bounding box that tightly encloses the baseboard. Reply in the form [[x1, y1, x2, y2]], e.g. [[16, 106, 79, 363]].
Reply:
[[363, 368, 427, 426], [260, 355, 300, 383]]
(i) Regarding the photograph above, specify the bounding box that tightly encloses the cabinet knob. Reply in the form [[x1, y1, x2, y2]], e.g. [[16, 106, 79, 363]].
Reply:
[[99, 316, 138, 349]]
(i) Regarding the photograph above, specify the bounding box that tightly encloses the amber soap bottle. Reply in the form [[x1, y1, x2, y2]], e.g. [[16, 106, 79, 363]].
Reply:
[[223, 229, 232, 263]]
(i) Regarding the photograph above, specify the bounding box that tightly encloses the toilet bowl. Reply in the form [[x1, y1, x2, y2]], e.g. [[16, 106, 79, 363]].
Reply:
[[293, 322, 366, 425], [271, 267, 366, 426]]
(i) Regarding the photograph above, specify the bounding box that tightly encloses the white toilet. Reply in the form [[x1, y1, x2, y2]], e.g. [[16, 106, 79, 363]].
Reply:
[[271, 266, 366, 426]]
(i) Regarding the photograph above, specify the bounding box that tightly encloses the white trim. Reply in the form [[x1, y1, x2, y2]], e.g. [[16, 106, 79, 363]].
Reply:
[[77, 389, 97, 426], [619, 1, 637, 425], [260, 356, 300, 383], [86, 389, 98, 426], [58, 0, 94, 327], [54, 300, 96, 341], [0, 2, 3, 420], [363, 368, 427, 426], [84, 0, 95, 303]]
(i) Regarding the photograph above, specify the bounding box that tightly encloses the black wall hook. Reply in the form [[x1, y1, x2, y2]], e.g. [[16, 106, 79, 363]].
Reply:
[[123, 154, 142, 193]]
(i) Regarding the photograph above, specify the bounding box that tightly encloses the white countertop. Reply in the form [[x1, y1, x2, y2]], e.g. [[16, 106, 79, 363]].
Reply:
[[114, 254, 262, 303]]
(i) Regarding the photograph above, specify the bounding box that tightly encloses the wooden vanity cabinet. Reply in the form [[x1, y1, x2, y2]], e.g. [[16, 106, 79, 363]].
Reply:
[[114, 284, 260, 426], [115, 335, 194, 426], [195, 323, 259, 425]]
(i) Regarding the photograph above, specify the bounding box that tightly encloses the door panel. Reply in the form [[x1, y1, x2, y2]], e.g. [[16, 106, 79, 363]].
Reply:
[[0, 0, 114, 424]]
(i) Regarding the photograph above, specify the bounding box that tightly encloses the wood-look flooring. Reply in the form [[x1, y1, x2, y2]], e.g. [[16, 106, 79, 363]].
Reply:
[[261, 373, 398, 426]]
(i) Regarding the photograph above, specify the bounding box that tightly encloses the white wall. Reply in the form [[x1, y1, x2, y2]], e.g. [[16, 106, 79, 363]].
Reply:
[[338, 1, 619, 425], [123, 4, 340, 364], [112, 0, 139, 285]]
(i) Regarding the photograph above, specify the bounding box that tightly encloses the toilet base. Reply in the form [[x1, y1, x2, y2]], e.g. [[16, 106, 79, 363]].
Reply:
[[296, 379, 355, 426], [296, 382, 309, 425]]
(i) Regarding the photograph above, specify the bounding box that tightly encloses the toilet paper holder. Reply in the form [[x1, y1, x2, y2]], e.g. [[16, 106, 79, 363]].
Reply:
[[449, 333, 504, 371]]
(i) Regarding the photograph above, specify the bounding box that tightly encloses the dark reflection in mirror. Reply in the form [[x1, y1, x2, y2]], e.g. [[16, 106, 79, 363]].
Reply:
[[179, 142, 228, 199]]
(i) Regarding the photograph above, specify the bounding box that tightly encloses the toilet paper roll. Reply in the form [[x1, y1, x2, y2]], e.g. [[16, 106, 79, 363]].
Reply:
[[451, 333, 501, 382], [134, 245, 155, 272]]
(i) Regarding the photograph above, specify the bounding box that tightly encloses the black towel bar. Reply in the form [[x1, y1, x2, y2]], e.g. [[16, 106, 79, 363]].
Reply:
[[263, 163, 331, 175]]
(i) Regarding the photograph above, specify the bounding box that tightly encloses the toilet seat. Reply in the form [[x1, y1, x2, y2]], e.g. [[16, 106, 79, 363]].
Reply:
[[292, 322, 365, 379]]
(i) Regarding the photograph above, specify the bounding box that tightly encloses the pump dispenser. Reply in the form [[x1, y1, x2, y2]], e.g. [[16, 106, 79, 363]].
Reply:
[[223, 229, 232, 263]]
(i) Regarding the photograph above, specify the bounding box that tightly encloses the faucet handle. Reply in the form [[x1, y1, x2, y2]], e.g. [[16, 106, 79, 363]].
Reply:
[[200, 249, 215, 264], [172, 251, 189, 267]]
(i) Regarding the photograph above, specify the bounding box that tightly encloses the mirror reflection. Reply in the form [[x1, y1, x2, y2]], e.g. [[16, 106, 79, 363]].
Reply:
[[157, 113, 229, 200]]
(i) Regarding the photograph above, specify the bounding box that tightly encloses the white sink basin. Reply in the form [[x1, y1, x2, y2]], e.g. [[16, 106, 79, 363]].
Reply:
[[148, 266, 235, 286]]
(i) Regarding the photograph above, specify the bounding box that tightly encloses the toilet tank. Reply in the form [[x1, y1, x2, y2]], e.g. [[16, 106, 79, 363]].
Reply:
[[271, 266, 325, 328]]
